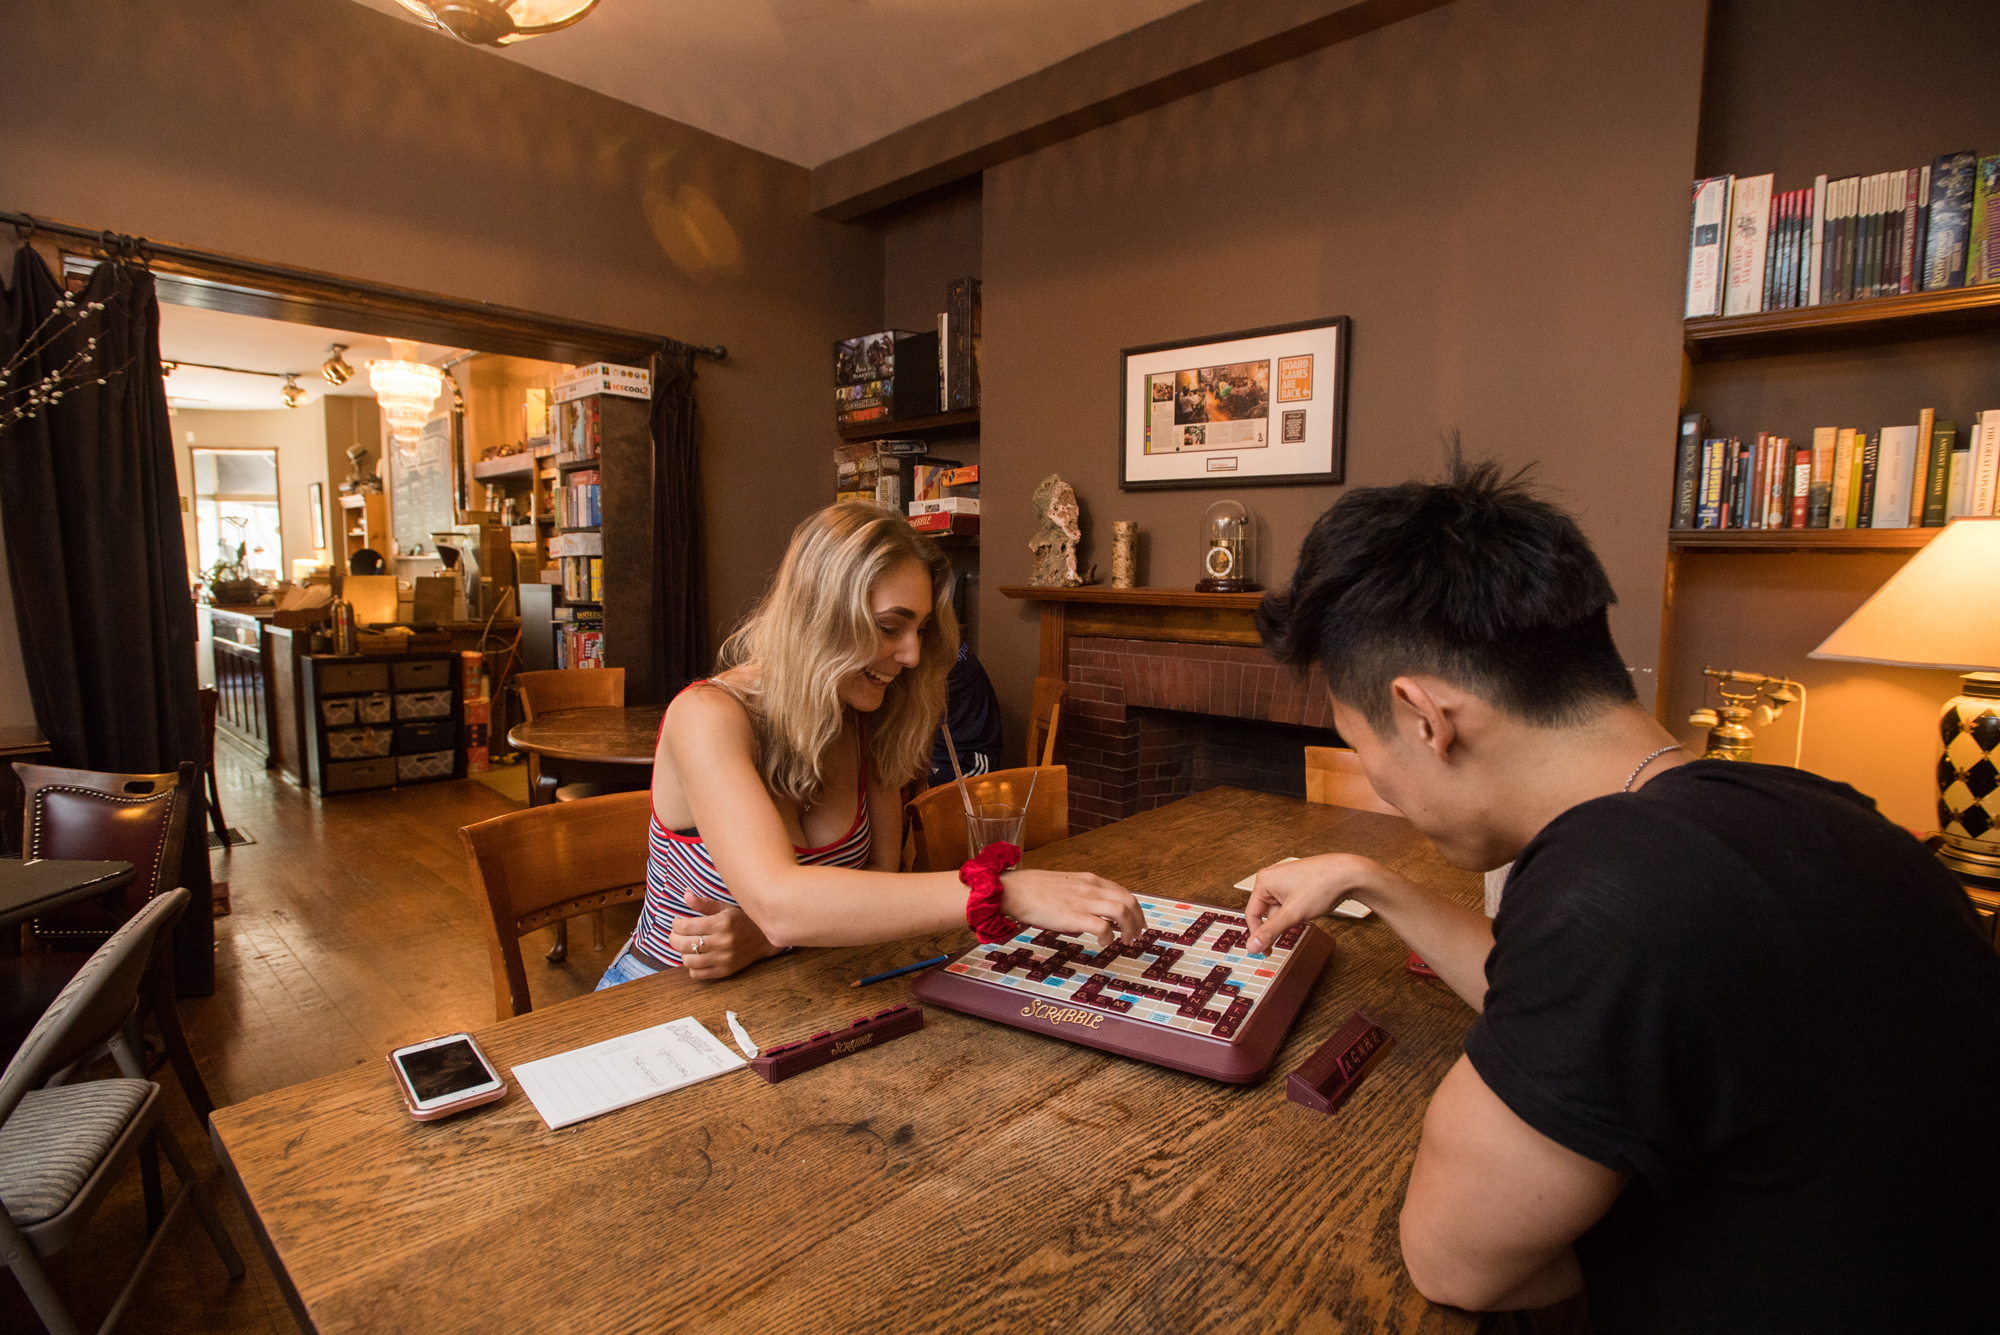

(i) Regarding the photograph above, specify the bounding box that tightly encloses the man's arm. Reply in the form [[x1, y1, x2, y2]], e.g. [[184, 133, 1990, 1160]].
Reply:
[[1401, 1055, 1627, 1311]]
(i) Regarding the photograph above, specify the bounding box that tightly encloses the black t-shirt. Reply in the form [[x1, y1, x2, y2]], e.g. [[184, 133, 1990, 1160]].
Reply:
[[928, 643, 1002, 788], [1465, 760, 2000, 1333]]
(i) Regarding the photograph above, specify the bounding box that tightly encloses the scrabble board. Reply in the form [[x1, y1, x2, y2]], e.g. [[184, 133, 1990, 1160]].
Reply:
[[911, 894, 1333, 1083]]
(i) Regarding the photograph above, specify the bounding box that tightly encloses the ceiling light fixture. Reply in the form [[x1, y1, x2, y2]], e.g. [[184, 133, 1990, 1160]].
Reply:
[[281, 374, 307, 409], [393, 0, 598, 47], [321, 344, 355, 386], [369, 352, 444, 461]]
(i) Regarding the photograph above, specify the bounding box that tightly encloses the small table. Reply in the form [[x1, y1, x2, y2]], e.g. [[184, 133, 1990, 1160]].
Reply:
[[505, 705, 664, 961], [210, 787, 1482, 1335], [0, 858, 136, 931]]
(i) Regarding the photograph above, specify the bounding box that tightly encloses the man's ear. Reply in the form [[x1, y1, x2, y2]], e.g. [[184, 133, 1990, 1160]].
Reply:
[[1390, 677, 1456, 763]]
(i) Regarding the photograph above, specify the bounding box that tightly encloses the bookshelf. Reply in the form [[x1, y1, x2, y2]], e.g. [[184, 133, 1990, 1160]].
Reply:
[[837, 407, 979, 443], [1668, 527, 1937, 553], [1686, 285, 2000, 362]]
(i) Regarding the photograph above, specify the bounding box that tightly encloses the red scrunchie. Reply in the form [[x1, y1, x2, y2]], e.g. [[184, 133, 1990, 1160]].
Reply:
[[960, 840, 1023, 944]]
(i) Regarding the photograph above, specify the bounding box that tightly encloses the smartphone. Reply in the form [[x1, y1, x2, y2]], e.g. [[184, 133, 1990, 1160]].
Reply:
[[387, 1033, 507, 1120]]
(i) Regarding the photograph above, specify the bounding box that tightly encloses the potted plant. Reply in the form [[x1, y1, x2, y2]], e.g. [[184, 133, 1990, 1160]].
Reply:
[[204, 540, 263, 606]]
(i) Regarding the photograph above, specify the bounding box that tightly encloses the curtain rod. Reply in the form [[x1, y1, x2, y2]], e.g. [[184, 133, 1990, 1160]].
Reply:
[[3, 209, 727, 362]]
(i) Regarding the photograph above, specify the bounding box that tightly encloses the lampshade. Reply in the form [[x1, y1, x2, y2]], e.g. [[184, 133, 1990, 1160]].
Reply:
[[1810, 518, 2000, 671], [394, 0, 597, 46]]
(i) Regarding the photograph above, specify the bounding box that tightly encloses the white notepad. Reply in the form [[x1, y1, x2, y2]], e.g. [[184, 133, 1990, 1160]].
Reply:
[[1234, 857, 1373, 917], [512, 1016, 746, 1130]]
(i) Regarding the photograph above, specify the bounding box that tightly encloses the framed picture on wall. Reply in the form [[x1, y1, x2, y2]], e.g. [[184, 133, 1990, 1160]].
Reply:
[[1119, 316, 1349, 491], [308, 481, 327, 551]]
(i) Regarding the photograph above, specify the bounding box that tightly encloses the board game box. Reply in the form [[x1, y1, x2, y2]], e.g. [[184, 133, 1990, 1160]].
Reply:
[[911, 893, 1332, 1083]]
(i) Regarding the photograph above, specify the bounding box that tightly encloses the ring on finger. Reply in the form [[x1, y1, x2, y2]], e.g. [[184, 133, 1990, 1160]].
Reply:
[[694, 935, 705, 954]]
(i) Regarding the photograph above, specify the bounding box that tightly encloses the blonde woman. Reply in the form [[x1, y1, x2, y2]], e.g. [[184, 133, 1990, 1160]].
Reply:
[[598, 503, 1144, 987]]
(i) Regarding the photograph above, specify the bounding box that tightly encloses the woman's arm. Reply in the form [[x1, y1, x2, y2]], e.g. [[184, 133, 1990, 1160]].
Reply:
[[666, 689, 1144, 946]]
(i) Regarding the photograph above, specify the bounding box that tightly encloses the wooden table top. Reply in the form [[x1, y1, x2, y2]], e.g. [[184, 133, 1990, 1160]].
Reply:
[[0, 858, 135, 929], [210, 787, 1481, 1335], [506, 705, 666, 765]]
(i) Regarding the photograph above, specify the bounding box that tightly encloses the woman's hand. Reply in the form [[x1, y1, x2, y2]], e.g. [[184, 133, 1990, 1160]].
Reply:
[[999, 870, 1148, 944], [1243, 853, 1403, 952], [668, 895, 784, 981]]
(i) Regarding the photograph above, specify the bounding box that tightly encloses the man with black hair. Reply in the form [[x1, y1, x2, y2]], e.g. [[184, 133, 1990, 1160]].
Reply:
[[1243, 460, 2000, 1331]]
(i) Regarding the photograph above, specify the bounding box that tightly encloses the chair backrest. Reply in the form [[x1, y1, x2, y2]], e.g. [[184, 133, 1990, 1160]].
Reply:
[[905, 766, 1069, 873], [0, 888, 190, 1126], [459, 790, 652, 1018], [516, 667, 627, 720], [1028, 677, 1066, 768], [1303, 747, 1402, 817], [15, 761, 193, 947]]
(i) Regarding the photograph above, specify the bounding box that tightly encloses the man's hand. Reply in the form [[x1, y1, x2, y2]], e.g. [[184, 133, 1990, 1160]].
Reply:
[[1244, 853, 1405, 952], [667, 896, 784, 981]]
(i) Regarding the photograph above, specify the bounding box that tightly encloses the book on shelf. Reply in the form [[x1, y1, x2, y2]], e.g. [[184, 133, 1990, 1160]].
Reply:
[[1923, 419, 1958, 526], [555, 617, 605, 670], [1672, 413, 1705, 528], [1971, 156, 2000, 287], [1723, 174, 1773, 317], [1869, 425, 1919, 529], [1790, 444, 1811, 528], [1925, 152, 1978, 290], [1977, 412, 2000, 516], [833, 330, 941, 425], [1808, 427, 1835, 527], [1828, 429, 1857, 528], [945, 277, 982, 411], [1853, 433, 1881, 527], [1909, 408, 1935, 526], [1686, 176, 1731, 318], [560, 555, 603, 603]]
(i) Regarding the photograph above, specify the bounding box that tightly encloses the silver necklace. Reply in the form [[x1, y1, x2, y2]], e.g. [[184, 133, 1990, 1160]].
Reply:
[[1622, 744, 1683, 793]]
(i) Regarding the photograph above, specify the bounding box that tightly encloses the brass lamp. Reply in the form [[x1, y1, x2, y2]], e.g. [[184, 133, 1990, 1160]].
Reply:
[[1810, 517, 2000, 884]]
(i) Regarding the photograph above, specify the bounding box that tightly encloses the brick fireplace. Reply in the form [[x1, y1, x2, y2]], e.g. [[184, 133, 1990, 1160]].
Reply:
[[1002, 587, 1340, 831]]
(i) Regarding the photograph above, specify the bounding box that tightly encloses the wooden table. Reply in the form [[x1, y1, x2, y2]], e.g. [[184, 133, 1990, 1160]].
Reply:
[[0, 858, 136, 931], [506, 705, 664, 807], [210, 787, 1482, 1334]]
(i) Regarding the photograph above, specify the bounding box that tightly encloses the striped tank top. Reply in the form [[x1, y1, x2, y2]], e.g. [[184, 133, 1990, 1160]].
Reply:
[[629, 682, 873, 967]]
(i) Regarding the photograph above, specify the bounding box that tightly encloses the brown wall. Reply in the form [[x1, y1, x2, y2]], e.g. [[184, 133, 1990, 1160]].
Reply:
[[1672, 0, 2000, 827], [976, 0, 1707, 753], [1, 0, 881, 651]]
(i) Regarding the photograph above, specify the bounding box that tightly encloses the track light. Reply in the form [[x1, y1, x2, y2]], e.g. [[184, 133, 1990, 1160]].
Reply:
[[322, 344, 355, 386], [282, 374, 307, 409]]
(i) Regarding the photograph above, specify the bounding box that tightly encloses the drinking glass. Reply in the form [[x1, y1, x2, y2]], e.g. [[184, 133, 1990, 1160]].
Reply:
[[965, 802, 1027, 856]]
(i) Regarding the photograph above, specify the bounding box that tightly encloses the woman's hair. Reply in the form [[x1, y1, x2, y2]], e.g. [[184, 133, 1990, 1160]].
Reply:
[[716, 503, 958, 804]]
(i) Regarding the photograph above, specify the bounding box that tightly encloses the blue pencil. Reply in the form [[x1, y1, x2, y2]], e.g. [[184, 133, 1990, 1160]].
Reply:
[[851, 954, 950, 987]]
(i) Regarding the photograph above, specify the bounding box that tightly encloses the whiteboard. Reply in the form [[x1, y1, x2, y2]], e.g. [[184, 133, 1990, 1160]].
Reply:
[[391, 415, 454, 557]]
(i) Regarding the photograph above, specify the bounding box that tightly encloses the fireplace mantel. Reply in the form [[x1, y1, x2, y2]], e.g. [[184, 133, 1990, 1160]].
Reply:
[[999, 585, 1264, 677]]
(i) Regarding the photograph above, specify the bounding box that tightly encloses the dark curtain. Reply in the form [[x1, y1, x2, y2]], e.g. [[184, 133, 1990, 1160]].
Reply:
[[0, 247, 213, 993], [649, 347, 708, 700]]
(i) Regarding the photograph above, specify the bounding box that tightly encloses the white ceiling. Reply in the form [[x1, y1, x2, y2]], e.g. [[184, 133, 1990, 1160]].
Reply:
[[345, 0, 1205, 168], [158, 304, 461, 412]]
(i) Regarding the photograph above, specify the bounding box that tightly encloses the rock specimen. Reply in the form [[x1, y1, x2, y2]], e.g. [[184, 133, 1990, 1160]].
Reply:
[[1029, 474, 1096, 587]]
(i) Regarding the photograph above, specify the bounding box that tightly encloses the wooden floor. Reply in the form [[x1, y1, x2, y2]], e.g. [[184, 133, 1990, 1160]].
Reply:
[[1, 737, 640, 1335]]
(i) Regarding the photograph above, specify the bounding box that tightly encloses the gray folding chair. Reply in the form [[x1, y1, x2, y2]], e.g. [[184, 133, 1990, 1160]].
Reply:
[[0, 888, 245, 1335]]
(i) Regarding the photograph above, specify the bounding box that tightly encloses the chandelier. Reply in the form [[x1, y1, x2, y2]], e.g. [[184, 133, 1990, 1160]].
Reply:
[[394, 0, 598, 46], [369, 354, 444, 461]]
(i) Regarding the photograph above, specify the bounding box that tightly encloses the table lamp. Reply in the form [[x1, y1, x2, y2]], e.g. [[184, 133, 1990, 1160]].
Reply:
[[1809, 517, 2000, 885]]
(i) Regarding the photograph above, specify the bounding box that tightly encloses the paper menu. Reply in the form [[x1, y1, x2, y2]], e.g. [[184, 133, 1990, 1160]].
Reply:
[[512, 1016, 746, 1130], [1234, 858, 1372, 918]]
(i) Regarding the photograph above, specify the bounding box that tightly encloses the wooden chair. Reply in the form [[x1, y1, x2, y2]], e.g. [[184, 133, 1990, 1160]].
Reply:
[[459, 790, 652, 1019], [904, 766, 1069, 874], [516, 667, 629, 952], [1303, 746, 1401, 817], [196, 687, 228, 844], [1027, 677, 1066, 768], [4, 761, 218, 1124]]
